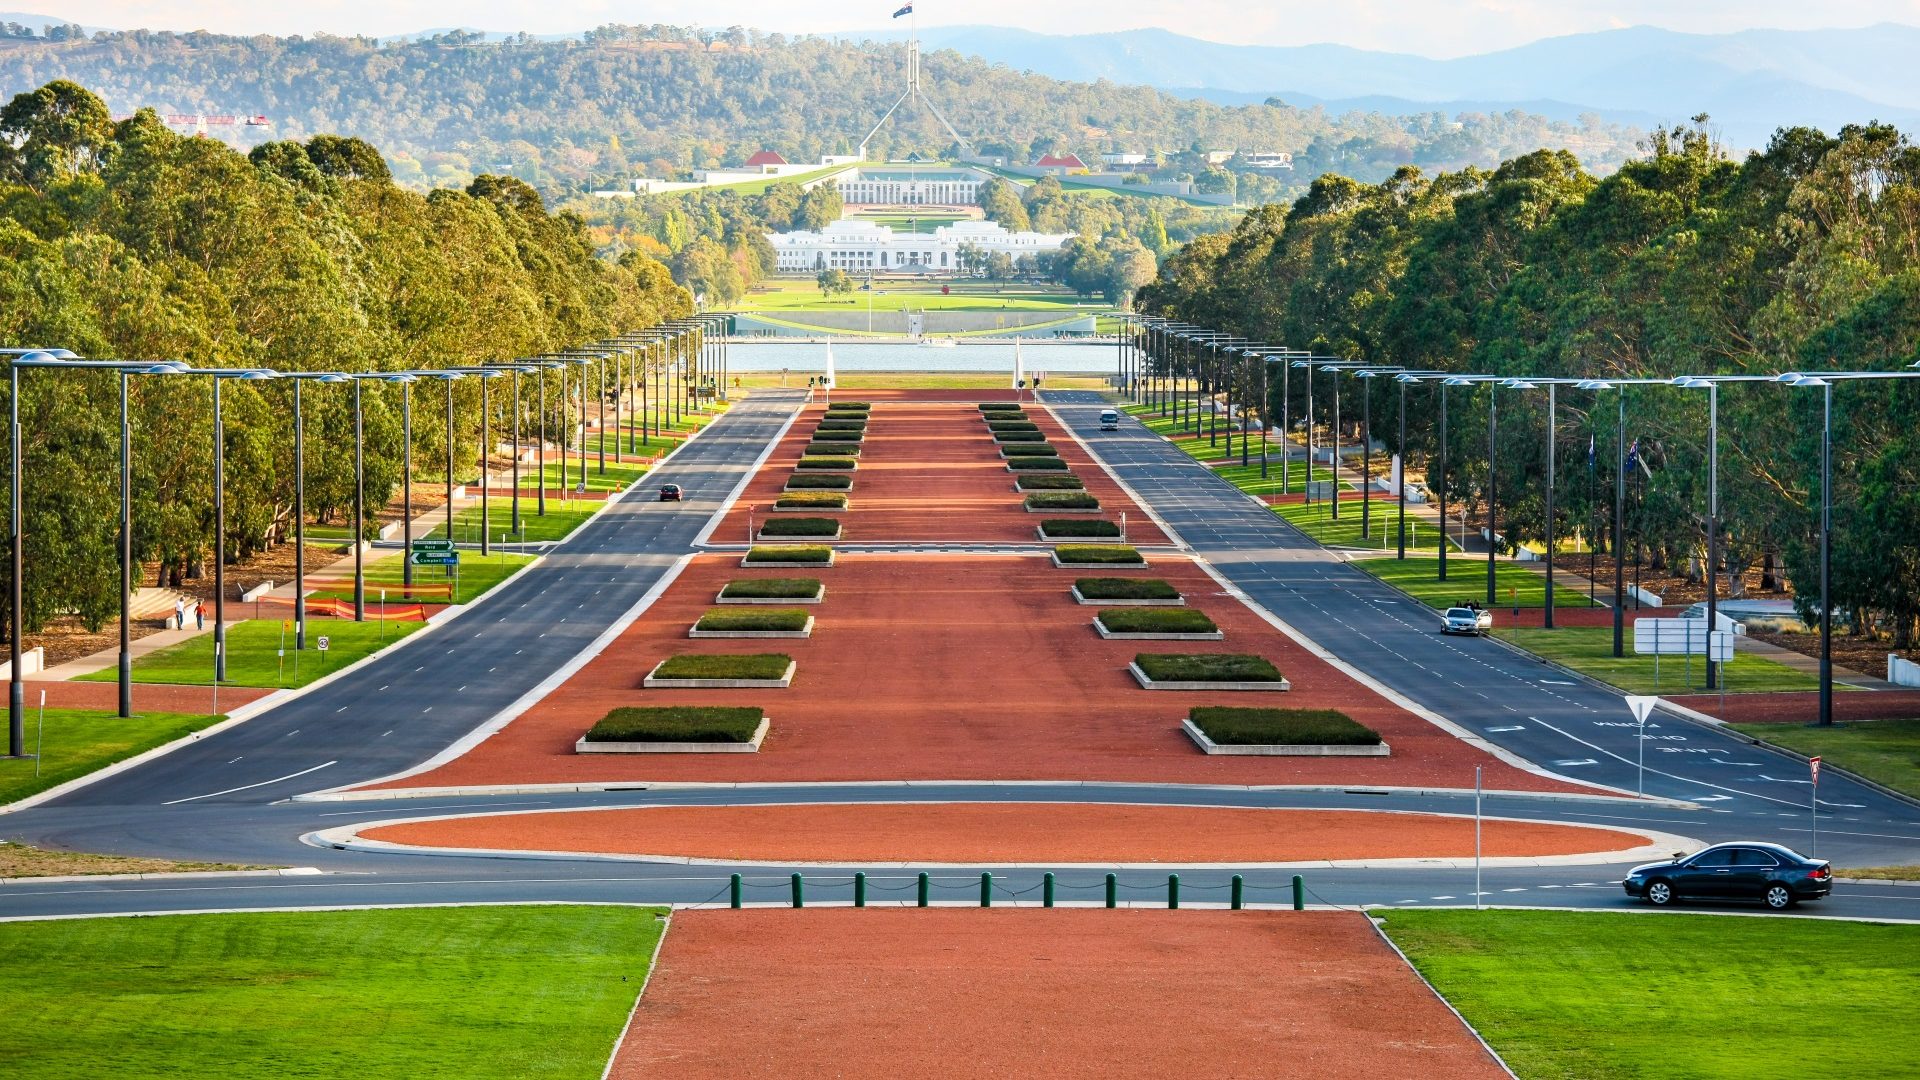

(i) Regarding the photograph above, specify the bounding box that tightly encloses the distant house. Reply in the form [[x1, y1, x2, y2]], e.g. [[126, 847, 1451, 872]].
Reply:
[[1100, 152, 1150, 172], [744, 150, 789, 171], [1035, 153, 1089, 176], [1202, 150, 1234, 166], [1239, 151, 1295, 172]]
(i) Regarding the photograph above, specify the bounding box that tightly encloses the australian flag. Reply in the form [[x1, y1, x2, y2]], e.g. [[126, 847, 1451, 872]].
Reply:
[[893, 2, 913, 16]]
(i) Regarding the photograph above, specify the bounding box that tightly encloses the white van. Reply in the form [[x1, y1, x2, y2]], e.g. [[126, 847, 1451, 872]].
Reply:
[[1099, 409, 1120, 431]]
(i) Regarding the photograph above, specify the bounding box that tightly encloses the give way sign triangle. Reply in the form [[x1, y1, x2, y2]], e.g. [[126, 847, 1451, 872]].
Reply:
[[1624, 695, 1661, 725]]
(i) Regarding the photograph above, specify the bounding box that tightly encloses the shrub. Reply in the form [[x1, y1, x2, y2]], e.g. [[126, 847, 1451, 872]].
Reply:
[[720, 578, 822, 599], [1018, 474, 1085, 490], [817, 419, 867, 431], [1007, 456, 1068, 471], [1025, 491, 1098, 509], [1054, 544, 1143, 564], [585, 706, 764, 743], [810, 429, 863, 441], [804, 443, 861, 457], [1075, 577, 1179, 600], [760, 516, 840, 537], [745, 545, 833, 563], [785, 473, 852, 489], [830, 401, 872, 410], [1189, 707, 1380, 746], [986, 420, 1038, 432], [796, 456, 857, 470], [654, 654, 794, 680], [1041, 519, 1121, 537], [774, 492, 847, 509], [825, 406, 870, 415], [1098, 608, 1217, 633], [695, 608, 812, 632], [1000, 444, 1059, 457], [978, 402, 1023, 412], [1134, 654, 1283, 682]]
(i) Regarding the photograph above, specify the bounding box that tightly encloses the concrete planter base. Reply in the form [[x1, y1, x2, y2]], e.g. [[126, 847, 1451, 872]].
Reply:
[[756, 529, 841, 542], [1023, 504, 1101, 514], [1070, 585, 1183, 607], [1038, 527, 1123, 542], [1008, 464, 1072, 474], [644, 660, 797, 689], [1128, 661, 1289, 692], [1181, 719, 1387, 756], [1093, 619, 1221, 641], [742, 553, 836, 568], [690, 617, 816, 639], [577, 718, 770, 754], [716, 587, 825, 605], [770, 503, 849, 513], [795, 462, 858, 472], [1051, 552, 1146, 569]]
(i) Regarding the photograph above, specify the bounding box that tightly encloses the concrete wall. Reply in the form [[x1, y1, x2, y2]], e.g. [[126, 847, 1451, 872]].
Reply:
[[733, 311, 1099, 336]]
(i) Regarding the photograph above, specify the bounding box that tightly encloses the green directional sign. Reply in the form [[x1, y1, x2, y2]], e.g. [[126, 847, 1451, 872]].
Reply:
[[412, 539, 455, 553], [411, 551, 460, 566]]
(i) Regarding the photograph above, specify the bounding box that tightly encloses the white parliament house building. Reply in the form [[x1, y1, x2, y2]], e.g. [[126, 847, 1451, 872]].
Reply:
[[831, 166, 988, 206], [769, 219, 1075, 275]]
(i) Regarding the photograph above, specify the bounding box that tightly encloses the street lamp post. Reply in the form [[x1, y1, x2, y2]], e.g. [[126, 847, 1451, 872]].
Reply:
[[285, 372, 351, 644], [175, 367, 279, 683], [386, 374, 418, 593]]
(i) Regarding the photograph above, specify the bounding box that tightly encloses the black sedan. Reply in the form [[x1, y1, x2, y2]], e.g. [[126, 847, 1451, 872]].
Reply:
[[658, 484, 682, 502], [1623, 842, 1832, 910]]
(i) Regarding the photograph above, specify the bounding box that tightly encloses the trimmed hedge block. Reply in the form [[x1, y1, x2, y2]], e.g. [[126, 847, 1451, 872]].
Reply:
[[1188, 707, 1383, 748], [1052, 544, 1144, 565], [759, 516, 841, 538], [583, 706, 764, 743], [785, 473, 852, 490], [1007, 457, 1069, 471], [1017, 474, 1085, 491], [774, 492, 848, 510], [1039, 519, 1122, 539], [1024, 492, 1097, 510], [796, 456, 857, 470], [719, 578, 823, 600]]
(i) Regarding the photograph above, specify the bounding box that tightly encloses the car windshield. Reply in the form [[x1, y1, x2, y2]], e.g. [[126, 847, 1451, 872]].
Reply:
[[1446, 608, 1473, 618]]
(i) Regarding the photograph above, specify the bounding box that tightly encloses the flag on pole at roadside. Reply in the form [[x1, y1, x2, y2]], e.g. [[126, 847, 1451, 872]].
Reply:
[[893, 2, 913, 17], [823, 339, 837, 388]]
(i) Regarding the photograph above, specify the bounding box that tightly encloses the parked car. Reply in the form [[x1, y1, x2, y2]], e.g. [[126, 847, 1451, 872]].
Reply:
[[658, 483, 682, 502], [1623, 842, 1831, 910], [1442, 606, 1492, 635], [1099, 409, 1120, 431]]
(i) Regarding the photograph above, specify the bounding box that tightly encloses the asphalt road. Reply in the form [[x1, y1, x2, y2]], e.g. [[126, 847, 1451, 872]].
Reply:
[[1045, 390, 1920, 869]]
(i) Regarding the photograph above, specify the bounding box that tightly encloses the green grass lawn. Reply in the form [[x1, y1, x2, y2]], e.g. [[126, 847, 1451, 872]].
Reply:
[[421, 499, 598, 545], [312, 552, 535, 606], [1492, 627, 1820, 694], [0, 905, 664, 1079], [1730, 717, 1920, 800], [523, 459, 654, 494], [0, 708, 222, 806], [78, 618, 425, 688], [1210, 461, 1338, 497], [1381, 910, 1920, 1080], [740, 279, 1094, 313], [1356, 556, 1601, 609], [1275, 501, 1443, 552]]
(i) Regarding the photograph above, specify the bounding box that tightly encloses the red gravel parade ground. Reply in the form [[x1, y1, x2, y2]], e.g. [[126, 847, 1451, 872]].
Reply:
[[609, 909, 1510, 1079]]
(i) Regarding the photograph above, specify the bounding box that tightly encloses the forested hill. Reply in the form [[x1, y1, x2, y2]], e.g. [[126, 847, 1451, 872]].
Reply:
[[0, 24, 1641, 195]]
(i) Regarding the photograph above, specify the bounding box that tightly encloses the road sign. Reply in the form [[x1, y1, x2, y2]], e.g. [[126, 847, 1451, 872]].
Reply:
[[317, 636, 330, 652], [411, 551, 460, 566], [1810, 756, 1821, 783], [1633, 618, 1733, 661], [1624, 696, 1660, 725], [413, 539, 455, 553]]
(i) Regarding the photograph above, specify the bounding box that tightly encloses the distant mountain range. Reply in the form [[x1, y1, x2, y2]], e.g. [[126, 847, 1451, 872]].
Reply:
[[851, 24, 1920, 150]]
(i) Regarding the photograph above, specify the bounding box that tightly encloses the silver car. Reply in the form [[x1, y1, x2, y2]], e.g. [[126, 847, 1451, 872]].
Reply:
[[1442, 606, 1492, 635]]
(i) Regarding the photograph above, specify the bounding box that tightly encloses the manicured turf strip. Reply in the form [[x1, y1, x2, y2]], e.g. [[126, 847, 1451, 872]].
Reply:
[[1054, 544, 1143, 564], [1025, 491, 1097, 509], [1016, 474, 1084, 490], [586, 706, 764, 742], [1007, 457, 1069, 470], [1492, 628, 1821, 694], [0, 906, 664, 1080], [803, 443, 861, 457], [1001, 444, 1061, 457], [1189, 707, 1380, 745], [784, 473, 851, 489], [720, 578, 822, 599], [311, 551, 537, 605], [1730, 717, 1920, 799], [1381, 910, 1920, 1080], [774, 492, 848, 509], [78, 619, 425, 688], [1354, 556, 1601, 609], [1098, 608, 1218, 634], [1135, 653, 1283, 682], [1076, 577, 1180, 600], [743, 545, 832, 564], [695, 608, 811, 632], [1040, 519, 1122, 538], [1273, 501, 1436, 552], [421, 499, 596, 544], [795, 456, 856, 470], [653, 654, 792, 680], [759, 517, 841, 537], [0, 708, 222, 805]]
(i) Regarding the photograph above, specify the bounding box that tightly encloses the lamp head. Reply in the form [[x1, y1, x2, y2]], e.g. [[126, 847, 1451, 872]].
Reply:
[[235, 369, 278, 381], [1502, 378, 1537, 390], [1442, 376, 1473, 386]]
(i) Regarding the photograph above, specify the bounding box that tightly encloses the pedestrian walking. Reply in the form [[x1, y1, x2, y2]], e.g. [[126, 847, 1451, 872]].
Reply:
[[174, 598, 185, 631], [194, 603, 203, 631]]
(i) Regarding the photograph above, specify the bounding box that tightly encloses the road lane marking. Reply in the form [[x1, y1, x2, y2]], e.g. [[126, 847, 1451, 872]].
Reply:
[[163, 761, 338, 805]]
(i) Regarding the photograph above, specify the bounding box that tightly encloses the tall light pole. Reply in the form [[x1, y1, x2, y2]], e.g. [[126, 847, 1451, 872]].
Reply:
[[116, 362, 186, 713], [175, 367, 280, 683], [425, 371, 466, 545], [284, 372, 351, 645], [385, 373, 418, 593], [458, 368, 505, 555]]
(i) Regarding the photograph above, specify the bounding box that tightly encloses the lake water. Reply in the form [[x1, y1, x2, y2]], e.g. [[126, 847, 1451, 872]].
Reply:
[[726, 340, 1122, 374]]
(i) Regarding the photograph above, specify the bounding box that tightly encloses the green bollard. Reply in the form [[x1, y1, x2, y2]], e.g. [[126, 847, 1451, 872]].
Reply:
[[981, 871, 993, 907], [1105, 872, 1118, 909], [730, 873, 742, 909], [854, 871, 866, 908], [917, 871, 929, 907], [1292, 874, 1305, 911], [1230, 875, 1244, 910], [1043, 872, 1056, 908], [1168, 873, 1180, 909], [792, 872, 804, 909]]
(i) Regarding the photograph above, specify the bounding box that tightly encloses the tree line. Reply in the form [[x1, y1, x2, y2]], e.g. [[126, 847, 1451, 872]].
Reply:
[[1137, 119, 1920, 648], [0, 80, 689, 638]]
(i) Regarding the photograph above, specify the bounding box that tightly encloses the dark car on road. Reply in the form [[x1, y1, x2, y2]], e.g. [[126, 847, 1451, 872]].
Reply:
[[658, 483, 682, 502], [1623, 842, 1831, 910]]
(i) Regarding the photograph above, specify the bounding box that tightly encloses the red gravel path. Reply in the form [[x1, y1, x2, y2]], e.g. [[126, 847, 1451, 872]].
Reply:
[[366, 552, 1593, 792], [363, 804, 1649, 863], [711, 401, 1168, 545], [1670, 689, 1920, 724], [610, 909, 1508, 1079], [0, 679, 269, 714]]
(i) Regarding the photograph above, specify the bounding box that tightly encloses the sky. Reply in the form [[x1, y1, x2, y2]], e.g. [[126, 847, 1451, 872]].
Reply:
[[40, 1, 1920, 57]]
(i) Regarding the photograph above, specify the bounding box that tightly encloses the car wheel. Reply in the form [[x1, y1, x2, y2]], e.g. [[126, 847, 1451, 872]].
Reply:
[[1645, 879, 1675, 906], [1763, 883, 1796, 910]]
